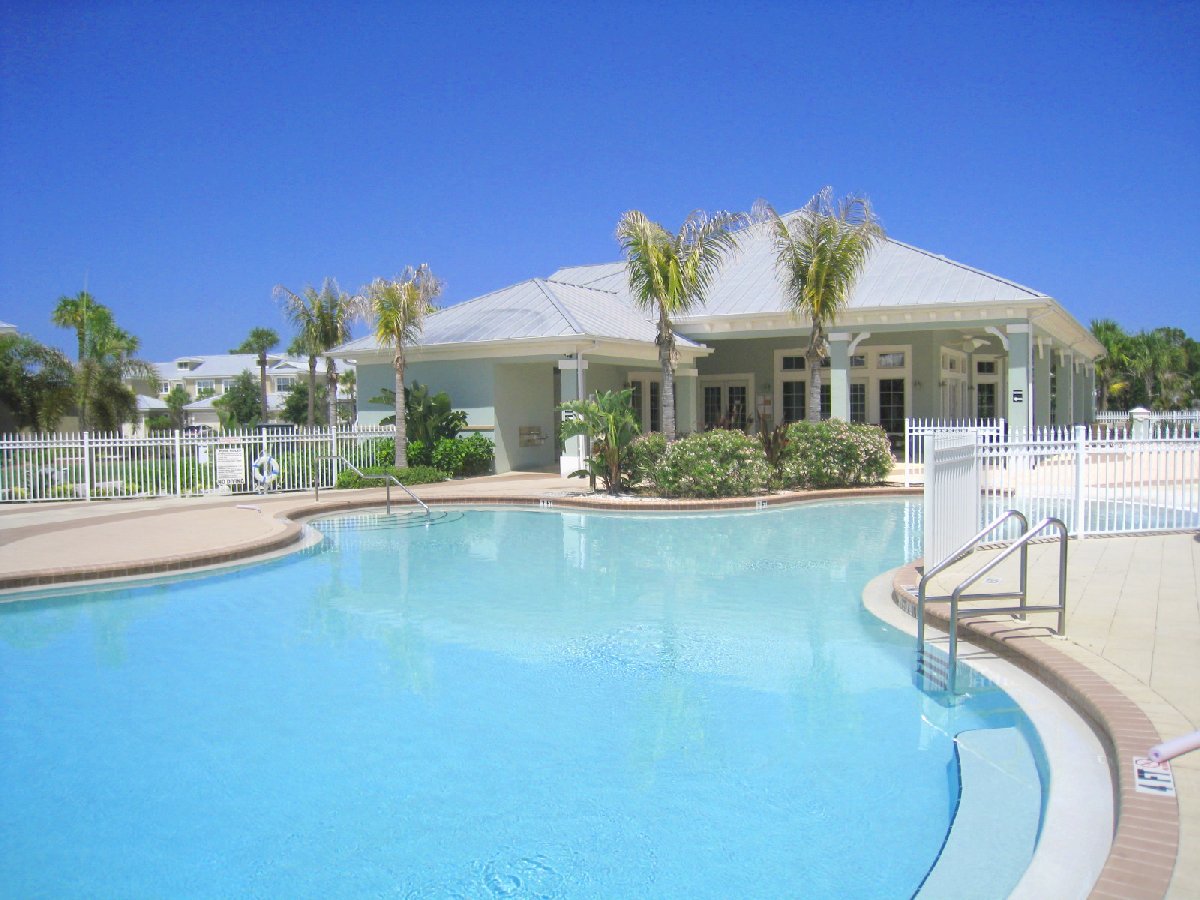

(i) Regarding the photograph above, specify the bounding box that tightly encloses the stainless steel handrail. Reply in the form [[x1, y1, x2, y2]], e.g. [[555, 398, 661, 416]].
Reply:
[[943, 516, 1068, 692], [916, 509, 1029, 647], [313, 455, 430, 515]]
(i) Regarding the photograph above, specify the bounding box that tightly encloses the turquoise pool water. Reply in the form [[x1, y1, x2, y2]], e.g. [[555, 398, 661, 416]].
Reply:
[[0, 500, 1041, 897]]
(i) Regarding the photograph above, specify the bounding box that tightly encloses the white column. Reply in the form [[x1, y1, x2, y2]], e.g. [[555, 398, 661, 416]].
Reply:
[[557, 357, 588, 477], [828, 333, 851, 421], [1006, 324, 1031, 431]]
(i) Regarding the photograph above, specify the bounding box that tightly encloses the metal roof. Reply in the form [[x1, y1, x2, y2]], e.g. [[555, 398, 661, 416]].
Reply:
[[549, 221, 1047, 318], [152, 354, 324, 380], [333, 277, 702, 354]]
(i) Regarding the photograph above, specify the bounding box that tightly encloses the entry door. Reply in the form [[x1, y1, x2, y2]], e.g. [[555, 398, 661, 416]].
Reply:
[[879, 378, 906, 451], [977, 383, 998, 419], [702, 381, 749, 430], [630, 378, 661, 433]]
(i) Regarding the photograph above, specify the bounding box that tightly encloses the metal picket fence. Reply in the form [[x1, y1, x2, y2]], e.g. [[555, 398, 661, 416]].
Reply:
[[0, 426, 398, 502], [903, 418, 1006, 487]]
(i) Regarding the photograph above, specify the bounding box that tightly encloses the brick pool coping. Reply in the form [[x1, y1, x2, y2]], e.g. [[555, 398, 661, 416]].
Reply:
[[893, 562, 1181, 899]]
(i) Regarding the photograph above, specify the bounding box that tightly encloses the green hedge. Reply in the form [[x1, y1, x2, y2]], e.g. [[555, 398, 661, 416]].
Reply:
[[625, 432, 667, 488], [777, 420, 894, 488], [649, 430, 770, 498], [334, 464, 448, 489], [432, 434, 494, 477]]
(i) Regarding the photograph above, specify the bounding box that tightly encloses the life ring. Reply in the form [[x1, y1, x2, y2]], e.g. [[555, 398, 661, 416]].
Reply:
[[252, 453, 280, 488]]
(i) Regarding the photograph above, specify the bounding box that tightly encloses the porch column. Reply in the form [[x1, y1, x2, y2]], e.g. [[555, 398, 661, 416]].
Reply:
[[675, 367, 698, 436], [1060, 351, 1075, 424], [558, 357, 588, 477], [1083, 364, 1097, 422], [1033, 336, 1052, 427], [1005, 324, 1031, 431], [828, 333, 851, 421]]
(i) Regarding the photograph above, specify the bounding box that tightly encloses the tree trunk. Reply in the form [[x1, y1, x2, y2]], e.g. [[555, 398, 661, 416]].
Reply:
[[306, 355, 317, 428], [806, 330, 823, 422], [393, 353, 407, 468], [326, 359, 338, 428], [258, 351, 268, 423], [658, 310, 677, 441]]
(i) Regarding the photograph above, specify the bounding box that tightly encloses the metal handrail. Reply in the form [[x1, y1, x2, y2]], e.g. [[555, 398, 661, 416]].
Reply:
[[943, 516, 1068, 691], [916, 509, 1028, 647], [313, 455, 430, 515]]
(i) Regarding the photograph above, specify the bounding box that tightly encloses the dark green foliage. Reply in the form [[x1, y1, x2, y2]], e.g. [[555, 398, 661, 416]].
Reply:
[[777, 420, 893, 488], [0, 333, 74, 430], [649, 429, 770, 498], [165, 385, 190, 430], [432, 434, 494, 477], [281, 381, 328, 427], [213, 370, 262, 428], [626, 432, 667, 488], [368, 437, 430, 467], [369, 383, 468, 443], [334, 464, 448, 489], [559, 388, 640, 494], [757, 415, 792, 487], [229, 328, 280, 355], [145, 414, 171, 432]]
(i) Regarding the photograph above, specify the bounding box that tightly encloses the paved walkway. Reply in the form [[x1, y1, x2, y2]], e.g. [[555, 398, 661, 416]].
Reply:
[[1, 474, 1197, 896]]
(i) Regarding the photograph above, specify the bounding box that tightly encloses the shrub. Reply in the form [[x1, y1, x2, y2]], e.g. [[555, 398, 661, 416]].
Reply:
[[335, 464, 448, 489], [432, 434, 494, 477], [777, 420, 894, 488], [649, 429, 770, 498], [626, 432, 667, 488], [369, 437, 431, 467]]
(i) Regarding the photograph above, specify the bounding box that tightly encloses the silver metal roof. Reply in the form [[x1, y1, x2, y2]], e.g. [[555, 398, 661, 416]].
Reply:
[[549, 223, 1047, 318], [334, 277, 702, 354], [152, 354, 323, 380]]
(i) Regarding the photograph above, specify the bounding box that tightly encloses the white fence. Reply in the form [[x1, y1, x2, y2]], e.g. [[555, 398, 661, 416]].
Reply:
[[923, 424, 1200, 562], [1095, 409, 1200, 426], [923, 432, 982, 567], [904, 418, 1006, 487], [0, 426, 399, 503]]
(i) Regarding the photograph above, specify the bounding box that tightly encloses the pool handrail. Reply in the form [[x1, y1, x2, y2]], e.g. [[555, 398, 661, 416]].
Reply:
[[313, 455, 431, 516], [916, 509, 1029, 648]]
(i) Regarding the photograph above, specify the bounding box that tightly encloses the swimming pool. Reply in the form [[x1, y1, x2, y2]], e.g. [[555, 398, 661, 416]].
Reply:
[[0, 500, 1044, 897]]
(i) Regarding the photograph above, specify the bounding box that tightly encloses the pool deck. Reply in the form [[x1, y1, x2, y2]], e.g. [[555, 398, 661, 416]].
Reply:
[[0, 472, 1197, 899]]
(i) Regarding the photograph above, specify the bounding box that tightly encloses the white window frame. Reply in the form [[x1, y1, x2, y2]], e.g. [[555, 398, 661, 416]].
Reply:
[[971, 354, 1004, 420], [698, 372, 755, 431], [775, 345, 909, 425]]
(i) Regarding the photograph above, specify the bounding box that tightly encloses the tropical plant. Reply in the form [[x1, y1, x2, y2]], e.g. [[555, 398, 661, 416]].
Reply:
[[1089, 319, 1130, 412], [352, 265, 443, 467], [164, 385, 191, 430], [370, 383, 469, 444], [559, 388, 641, 494], [756, 414, 792, 486], [616, 208, 746, 440], [648, 429, 769, 498], [276, 278, 353, 428], [0, 333, 74, 430], [760, 189, 885, 421], [280, 381, 327, 427], [213, 370, 263, 429], [230, 327, 280, 422]]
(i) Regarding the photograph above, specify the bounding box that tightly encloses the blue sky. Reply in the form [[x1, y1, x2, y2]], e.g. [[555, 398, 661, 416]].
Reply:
[[2, 1, 1197, 361]]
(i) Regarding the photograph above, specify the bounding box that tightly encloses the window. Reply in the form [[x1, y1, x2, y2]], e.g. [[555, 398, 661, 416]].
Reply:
[[977, 360, 996, 375], [195, 379, 215, 393], [158, 381, 170, 395], [276, 376, 296, 390], [703, 386, 722, 428], [820, 383, 831, 419], [781, 356, 805, 370], [977, 382, 997, 419], [649, 381, 660, 433], [879, 379, 906, 439], [850, 383, 866, 422], [820, 358, 831, 368], [849, 354, 866, 368], [176, 361, 191, 370], [782, 381, 805, 423], [878, 352, 905, 369]]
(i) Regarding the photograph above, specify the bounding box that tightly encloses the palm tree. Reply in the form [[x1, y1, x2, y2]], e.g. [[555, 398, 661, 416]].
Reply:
[[761, 189, 885, 422], [352, 265, 443, 467], [1089, 319, 1130, 412], [616, 208, 745, 441], [276, 279, 352, 428], [51, 290, 100, 364], [230, 327, 280, 422]]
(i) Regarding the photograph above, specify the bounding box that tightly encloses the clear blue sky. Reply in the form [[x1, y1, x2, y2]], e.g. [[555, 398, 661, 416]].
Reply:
[[2, 1, 1197, 362]]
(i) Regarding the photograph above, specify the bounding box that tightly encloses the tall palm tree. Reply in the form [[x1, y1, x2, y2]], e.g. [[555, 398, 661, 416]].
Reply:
[[51, 290, 100, 364], [616, 208, 745, 441], [1089, 319, 1130, 412], [276, 279, 352, 428], [230, 327, 281, 422], [353, 265, 443, 467], [762, 189, 885, 421]]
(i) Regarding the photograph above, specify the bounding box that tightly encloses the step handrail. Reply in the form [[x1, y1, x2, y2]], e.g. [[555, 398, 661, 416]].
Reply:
[[917, 509, 1028, 647], [313, 455, 430, 515], [942, 516, 1068, 692]]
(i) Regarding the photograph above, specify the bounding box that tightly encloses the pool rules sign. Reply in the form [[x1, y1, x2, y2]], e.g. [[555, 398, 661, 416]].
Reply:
[[214, 448, 246, 486]]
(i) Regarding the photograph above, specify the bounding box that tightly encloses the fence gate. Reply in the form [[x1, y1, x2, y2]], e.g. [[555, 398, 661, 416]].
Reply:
[[922, 431, 981, 567]]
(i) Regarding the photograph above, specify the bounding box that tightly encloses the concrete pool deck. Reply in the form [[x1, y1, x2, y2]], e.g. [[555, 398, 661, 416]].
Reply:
[[0, 472, 1196, 898]]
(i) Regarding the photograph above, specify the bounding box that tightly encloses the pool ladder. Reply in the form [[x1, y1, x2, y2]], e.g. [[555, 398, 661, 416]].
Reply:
[[313, 455, 431, 516], [916, 510, 1068, 693]]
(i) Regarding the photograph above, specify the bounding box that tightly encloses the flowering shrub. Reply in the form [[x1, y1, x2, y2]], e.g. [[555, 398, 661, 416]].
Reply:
[[626, 432, 667, 488], [650, 429, 770, 498], [777, 420, 893, 488]]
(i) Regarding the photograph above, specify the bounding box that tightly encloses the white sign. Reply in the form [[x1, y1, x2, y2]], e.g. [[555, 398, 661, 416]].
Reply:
[[214, 448, 245, 485], [1133, 756, 1176, 797]]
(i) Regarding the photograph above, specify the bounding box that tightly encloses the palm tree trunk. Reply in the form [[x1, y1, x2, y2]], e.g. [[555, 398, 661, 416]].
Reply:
[[258, 351, 268, 423], [306, 355, 317, 428], [393, 352, 407, 468], [806, 334, 823, 423], [658, 312, 677, 441], [326, 359, 338, 429]]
